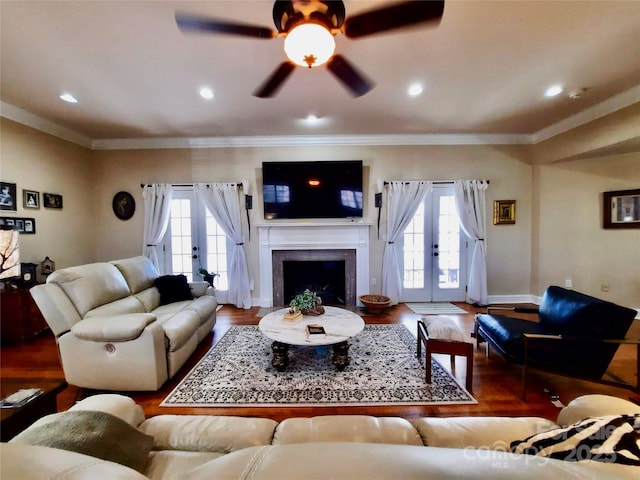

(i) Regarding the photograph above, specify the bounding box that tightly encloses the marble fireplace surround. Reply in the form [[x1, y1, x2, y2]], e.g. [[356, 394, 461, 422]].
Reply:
[[258, 223, 371, 308]]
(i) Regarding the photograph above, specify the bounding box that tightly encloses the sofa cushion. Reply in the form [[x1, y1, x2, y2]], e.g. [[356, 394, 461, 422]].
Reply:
[[274, 416, 423, 446], [139, 415, 278, 453], [112, 256, 159, 295], [183, 295, 218, 325], [476, 314, 549, 363], [511, 414, 640, 466], [47, 263, 131, 317], [136, 287, 161, 312], [85, 295, 146, 318], [413, 416, 558, 450], [161, 310, 200, 351], [0, 443, 148, 480], [9, 410, 154, 472], [71, 314, 156, 342], [155, 275, 193, 305]]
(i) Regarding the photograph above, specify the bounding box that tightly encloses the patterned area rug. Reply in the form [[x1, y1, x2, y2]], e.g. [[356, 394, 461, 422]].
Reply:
[[405, 302, 468, 315], [161, 324, 476, 407]]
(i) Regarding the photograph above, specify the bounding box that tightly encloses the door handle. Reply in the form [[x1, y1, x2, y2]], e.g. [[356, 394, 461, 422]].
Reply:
[[192, 254, 198, 259], [433, 252, 439, 257]]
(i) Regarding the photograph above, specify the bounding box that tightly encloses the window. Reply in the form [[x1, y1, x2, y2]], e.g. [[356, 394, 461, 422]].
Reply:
[[162, 190, 228, 291]]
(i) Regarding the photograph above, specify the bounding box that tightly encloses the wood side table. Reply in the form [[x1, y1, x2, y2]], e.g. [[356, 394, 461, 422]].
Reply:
[[1, 286, 50, 345], [1, 378, 67, 441]]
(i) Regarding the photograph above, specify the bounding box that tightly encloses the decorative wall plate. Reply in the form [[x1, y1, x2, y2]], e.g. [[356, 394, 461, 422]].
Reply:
[[112, 191, 135, 220]]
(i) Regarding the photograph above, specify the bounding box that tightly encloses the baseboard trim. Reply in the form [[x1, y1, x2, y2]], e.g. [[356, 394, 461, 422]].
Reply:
[[486, 294, 540, 305]]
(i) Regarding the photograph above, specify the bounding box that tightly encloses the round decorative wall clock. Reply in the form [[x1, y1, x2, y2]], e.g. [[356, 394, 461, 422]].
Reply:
[[112, 191, 135, 220]]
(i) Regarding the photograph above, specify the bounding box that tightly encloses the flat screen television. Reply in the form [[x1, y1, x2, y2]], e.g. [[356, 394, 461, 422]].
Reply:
[[263, 160, 363, 220]]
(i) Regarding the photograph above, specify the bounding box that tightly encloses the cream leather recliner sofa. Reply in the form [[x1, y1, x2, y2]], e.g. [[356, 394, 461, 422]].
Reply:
[[2, 394, 639, 479], [30, 256, 217, 391]]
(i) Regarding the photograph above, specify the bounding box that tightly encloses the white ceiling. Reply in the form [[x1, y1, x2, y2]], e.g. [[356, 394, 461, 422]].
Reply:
[[1, 0, 640, 144]]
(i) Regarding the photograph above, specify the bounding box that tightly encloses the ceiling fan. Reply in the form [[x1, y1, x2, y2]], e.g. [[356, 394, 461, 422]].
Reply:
[[175, 0, 445, 98]]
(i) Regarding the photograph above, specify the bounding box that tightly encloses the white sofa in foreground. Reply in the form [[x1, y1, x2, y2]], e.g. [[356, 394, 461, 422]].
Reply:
[[30, 256, 217, 391], [2, 394, 639, 479]]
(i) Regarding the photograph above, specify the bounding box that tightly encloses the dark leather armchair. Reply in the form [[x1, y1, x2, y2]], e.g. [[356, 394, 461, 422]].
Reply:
[[475, 286, 638, 398]]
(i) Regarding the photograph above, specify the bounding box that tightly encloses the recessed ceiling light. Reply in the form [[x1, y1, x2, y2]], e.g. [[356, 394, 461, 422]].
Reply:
[[305, 114, 319, 124], [544, 85, 564, 97], [199, 87, 214, 100], [407, 83, 423, 97], [59, 93, 78, 103]]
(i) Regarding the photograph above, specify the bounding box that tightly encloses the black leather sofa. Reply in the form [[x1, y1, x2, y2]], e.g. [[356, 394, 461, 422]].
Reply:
[[475, 286, 638, 397]]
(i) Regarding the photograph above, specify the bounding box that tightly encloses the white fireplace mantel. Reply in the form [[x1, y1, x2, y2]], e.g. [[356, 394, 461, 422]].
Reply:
[[257, 222, 371, 307]]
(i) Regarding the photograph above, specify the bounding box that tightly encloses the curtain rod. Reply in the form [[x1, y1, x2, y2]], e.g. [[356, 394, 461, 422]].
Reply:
[[140, 182, 243, 188], [383, 180, 489, 185]]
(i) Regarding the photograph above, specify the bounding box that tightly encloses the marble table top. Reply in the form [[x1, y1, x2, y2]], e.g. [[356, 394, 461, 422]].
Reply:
[[258, 306, 365, 346]]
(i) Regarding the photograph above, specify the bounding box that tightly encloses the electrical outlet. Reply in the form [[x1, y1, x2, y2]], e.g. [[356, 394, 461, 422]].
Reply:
[[371, 278, 377, 286], [565, 279, 572, 288], [601, 283, 610, 292]]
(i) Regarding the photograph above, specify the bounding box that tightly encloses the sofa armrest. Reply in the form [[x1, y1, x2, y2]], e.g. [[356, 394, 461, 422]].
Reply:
[[189, 281, 210, 298], [68, 394, 146, 427], [71, 314, 156, 342]]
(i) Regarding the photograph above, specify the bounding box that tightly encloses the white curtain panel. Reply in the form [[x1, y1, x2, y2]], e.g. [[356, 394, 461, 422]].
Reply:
[[454, 180, 489, 306], [142, 184, 174, 272], [195, 183, 252, 309], [381, 181, 432, 305]]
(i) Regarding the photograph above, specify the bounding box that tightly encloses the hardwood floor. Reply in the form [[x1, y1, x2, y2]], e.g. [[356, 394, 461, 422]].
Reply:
[[1, 303, 638, 423]]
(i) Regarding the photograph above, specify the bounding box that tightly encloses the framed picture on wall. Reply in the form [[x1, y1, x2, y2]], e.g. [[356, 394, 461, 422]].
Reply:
[[23, 190, 40, 209], [43, 193, 63, 209], [0, 216, 36, 234], [493, 200, 516, 225], [0, 182, 18, 211], [603, 189, 640, 229]]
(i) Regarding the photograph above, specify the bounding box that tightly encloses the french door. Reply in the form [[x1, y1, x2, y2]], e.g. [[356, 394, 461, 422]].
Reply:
[[159, 188, 229, 302], [401, 185, 468, 302]]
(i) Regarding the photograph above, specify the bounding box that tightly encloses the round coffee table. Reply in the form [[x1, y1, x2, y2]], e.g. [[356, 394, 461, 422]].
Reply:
[[258, 306, 365, 371]]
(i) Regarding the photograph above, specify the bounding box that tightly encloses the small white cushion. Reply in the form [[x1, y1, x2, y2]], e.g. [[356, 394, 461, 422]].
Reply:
[[421, 315, 468, 342]]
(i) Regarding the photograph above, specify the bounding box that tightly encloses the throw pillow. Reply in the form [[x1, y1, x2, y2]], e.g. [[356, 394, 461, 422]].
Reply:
[[510, 414, 640, 466], [155, 274, 193, 305], [10, 410, 154, 472]]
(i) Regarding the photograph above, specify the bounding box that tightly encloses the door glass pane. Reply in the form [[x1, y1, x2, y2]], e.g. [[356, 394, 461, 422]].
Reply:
[[169, 199, 193, 279], [203, 209, 228, 290], [437, 195, 460, 289], [403, 203, 425, 289]]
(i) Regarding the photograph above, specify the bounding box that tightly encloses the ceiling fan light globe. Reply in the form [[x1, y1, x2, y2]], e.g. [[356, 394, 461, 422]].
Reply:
[[284, 23, 335, 68]]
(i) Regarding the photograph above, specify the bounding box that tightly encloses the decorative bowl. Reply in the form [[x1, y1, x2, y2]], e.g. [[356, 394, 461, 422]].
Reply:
[[359, 294, 392, 314]]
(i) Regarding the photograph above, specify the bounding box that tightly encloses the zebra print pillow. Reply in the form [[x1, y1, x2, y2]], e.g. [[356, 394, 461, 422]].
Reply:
[[510, 414, 640, 465]]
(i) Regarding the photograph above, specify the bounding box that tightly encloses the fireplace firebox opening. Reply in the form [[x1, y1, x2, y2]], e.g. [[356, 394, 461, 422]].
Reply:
[[272, 249, 356, 307]]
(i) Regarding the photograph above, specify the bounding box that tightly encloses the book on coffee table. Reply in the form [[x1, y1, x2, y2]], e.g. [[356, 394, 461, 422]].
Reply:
[[282, 311, 303, 323], [306, 324, 326, 337]]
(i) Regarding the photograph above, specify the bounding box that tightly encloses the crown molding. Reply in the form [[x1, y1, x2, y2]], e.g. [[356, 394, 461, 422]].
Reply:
[[0, 101, 92, 149], [90, 133, 529, 150], [2, 84, 638, 150]]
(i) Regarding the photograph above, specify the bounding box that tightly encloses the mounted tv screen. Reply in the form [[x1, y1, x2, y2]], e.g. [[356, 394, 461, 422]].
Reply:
[[263, 160, 363, 220]]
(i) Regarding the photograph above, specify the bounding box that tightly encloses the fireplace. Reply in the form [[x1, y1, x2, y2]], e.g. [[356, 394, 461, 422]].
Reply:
[[273, 249, 356, 306], [257, 223, 370, 307]]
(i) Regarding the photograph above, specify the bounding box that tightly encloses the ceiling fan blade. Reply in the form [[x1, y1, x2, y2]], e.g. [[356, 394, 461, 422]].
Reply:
[[175, 12, 275, 39], [253, 62, 296, 98], [343, 0, 445, 38], [326, 55, 374, 97]]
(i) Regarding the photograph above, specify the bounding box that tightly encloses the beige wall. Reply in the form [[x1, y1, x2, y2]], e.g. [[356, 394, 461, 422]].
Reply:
[[3, 116, 638, 308], [92, 144, 533, 300], [532, 152, 640, 304], [0, 119, 95, 269]]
